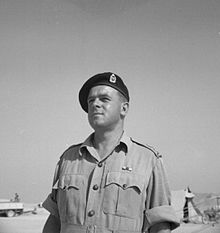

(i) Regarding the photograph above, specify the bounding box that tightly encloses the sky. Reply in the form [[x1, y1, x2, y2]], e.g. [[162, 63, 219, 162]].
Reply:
[[0, 0, 220, 203]]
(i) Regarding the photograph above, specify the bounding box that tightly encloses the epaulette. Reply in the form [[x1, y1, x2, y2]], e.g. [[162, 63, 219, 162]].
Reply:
[[66, 142, 83, 150], [59, 143, 83, 159], [131, 138, 162, 158]]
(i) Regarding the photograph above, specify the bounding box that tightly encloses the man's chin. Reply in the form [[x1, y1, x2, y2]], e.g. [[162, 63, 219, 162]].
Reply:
[[90, 122, 106, 130]]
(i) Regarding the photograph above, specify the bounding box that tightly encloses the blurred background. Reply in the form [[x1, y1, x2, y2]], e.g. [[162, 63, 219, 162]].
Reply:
[[0, 0, 220, 203]]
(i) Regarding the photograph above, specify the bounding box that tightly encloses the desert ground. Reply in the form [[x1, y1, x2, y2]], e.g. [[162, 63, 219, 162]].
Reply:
[[0, 204, 219, 233], [0, 207, 48, 233]]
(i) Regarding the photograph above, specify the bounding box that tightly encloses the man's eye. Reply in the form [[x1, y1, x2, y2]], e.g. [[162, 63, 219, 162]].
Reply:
[[88, 99, 94, 104], [101, 97, 110, 102]]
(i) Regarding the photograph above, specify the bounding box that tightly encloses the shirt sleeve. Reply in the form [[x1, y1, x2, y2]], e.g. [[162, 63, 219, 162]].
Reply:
[[42, 158, 61, 219], [42, 193, 59, 219], [142, 157, 180, 231]]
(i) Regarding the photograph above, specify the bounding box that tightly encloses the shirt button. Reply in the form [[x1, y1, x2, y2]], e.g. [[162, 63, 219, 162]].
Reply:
[[98, 162, 103, 167], [88, 210, 95, 217], [87, 225, 96, 233], [93, 184, 99, 190], [123, 184, 127, 189]]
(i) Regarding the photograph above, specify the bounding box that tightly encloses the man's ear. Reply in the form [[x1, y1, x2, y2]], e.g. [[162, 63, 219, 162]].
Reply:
[[121, 102, 129, 117]]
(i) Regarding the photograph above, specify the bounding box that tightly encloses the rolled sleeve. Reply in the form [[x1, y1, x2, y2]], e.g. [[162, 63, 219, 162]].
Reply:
[[143, 157, 180, 231], [145, 205, 180, 231], [42, 193, 59, 219]]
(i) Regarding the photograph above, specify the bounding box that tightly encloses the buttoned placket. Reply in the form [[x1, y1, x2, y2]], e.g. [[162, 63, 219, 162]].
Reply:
[[81, 138, 130, 232], [85, 161, 105, 232], [83, 145, 107, 232]]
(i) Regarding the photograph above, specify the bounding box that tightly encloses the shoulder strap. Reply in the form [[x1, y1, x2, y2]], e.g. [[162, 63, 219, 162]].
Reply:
[[131, 138, 162, 158]]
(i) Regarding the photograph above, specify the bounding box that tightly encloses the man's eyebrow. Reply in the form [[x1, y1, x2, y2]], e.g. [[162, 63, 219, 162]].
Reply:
[[88, 93, 111, 99], [99, 94, 111, 98]]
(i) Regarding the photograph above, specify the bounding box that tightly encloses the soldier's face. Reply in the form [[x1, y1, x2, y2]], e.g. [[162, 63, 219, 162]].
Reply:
[[87, 85, 124, 130]]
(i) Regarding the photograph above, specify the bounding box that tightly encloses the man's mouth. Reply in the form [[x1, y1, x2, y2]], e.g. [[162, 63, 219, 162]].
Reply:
[[92, 112, 103, 116]]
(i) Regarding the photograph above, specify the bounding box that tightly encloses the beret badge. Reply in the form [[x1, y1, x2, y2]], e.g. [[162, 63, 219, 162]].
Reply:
[[109, 73, 117, 83]]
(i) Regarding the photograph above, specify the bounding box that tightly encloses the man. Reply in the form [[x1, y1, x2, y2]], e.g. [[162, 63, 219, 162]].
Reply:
[[43, 72, 179, 233]]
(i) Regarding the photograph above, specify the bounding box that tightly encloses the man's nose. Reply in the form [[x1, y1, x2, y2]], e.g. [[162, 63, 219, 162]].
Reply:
[[92, 98, 101, 108]]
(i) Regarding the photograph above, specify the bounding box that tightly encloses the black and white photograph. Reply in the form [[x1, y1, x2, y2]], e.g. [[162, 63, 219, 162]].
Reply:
[[0, 0, 220, 232]]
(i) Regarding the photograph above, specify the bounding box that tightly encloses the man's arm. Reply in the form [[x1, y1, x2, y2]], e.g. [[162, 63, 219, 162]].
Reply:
[[149, 222, 170, 233], [42, 214, 61, 233], [142, 156, 180, 232]]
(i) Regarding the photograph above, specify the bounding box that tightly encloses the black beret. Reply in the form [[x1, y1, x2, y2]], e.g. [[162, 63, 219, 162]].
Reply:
[[79, 72, 129, 112]]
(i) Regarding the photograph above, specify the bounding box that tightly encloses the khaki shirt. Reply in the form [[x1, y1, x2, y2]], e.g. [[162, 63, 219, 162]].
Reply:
[[43, 132, 179, 233]]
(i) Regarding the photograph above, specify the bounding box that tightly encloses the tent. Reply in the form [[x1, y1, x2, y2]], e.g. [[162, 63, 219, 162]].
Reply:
[[171, 187, 203, 223]]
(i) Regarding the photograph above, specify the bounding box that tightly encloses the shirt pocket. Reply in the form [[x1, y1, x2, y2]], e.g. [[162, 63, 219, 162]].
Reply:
[[103, 171, 145, 219], [57, 174, 86, 224]]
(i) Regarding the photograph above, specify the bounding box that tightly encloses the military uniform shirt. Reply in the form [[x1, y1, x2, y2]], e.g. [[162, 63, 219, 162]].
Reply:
[[43, 132, 179, 233]]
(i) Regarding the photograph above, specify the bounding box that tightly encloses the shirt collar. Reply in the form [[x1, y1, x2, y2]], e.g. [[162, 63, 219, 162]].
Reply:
[[79, 133, 94, 156], [120, 131, 132, 153], [79, 131, 132, 156]]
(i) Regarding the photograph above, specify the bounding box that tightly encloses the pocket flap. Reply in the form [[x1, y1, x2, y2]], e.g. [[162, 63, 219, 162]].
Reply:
[[58, 174, 85, 190], [106, 172, 144, 194]]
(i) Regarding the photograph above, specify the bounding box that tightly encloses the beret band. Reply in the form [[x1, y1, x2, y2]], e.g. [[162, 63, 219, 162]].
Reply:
[[79, 72, 129, 112]]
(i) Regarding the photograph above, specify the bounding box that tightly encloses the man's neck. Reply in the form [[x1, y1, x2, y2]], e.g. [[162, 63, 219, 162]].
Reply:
[[93, 127, 124, 159]]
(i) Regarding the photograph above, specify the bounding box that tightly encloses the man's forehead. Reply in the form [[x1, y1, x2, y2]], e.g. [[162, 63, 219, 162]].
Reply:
[[88, 85, 118, 97]]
